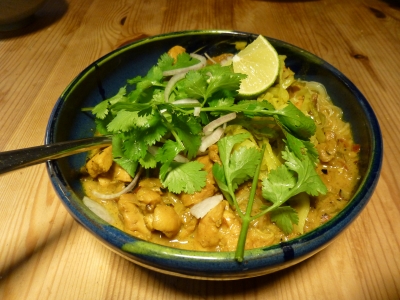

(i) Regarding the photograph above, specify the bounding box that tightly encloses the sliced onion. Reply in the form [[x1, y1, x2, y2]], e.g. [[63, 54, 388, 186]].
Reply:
[[203, 112, 237, 135], [83, 196, 114, 224], [174, 154, 189, 163], [193, 106, 201, 117], [306, 81, 328, 98], [204, 52, 217, 64], [92, 167, 143, 200], [199, 127, 224, 152], [164, 72, 187, 103], [172, 99, 200, 105], [190, 194, 224, 219], [162, 53, 207, 77]]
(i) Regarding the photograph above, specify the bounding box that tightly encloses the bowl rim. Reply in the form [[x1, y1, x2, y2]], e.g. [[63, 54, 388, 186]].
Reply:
[[45, 29, 383, 278]]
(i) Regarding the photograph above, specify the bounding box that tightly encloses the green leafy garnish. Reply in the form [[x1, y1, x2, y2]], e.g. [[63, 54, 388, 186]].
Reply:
[[160, 161, 207, 194], [85, 49, 328, 262]]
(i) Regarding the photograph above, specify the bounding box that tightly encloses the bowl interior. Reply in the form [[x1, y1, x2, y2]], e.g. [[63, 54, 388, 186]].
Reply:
[[46, 30, 382, 279]]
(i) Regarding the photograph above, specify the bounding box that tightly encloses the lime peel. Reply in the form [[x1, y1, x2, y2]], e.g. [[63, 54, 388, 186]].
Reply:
[[233, 35, 280, 97]]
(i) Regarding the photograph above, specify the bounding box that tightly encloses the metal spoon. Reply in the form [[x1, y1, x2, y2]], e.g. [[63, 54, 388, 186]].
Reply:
[[0, 136, 112, 175]]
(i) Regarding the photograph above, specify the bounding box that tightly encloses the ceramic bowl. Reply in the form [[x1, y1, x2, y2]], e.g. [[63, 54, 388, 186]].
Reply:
[[46, 30, 383, 280]]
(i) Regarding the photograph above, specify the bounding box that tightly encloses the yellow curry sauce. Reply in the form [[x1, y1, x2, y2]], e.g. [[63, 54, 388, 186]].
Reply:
[[80, 48, 360, 252]]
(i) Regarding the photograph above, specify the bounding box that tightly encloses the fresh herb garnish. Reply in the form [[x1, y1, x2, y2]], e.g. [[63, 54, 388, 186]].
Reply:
[[86, 50, 327, 262]]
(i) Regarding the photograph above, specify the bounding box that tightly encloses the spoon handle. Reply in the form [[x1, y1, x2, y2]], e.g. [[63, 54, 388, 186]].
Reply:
[[0, 136, 112, 175]]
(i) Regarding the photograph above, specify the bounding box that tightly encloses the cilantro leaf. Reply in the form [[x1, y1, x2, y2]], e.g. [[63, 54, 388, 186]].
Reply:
[[262, 146, 327, 207], [113, 157, 138, 178], [208, 97, 235, 108], [106, 110, 145, 133], [281, 149, 327, 196], [177, 71, 208, 100], [95, 114, 113, 135], [111, 135, 124, 158], [285, 131, 319, 164], [108, 87, 128, 105], [275, 102, 316, 140], [217, 132, 251, 168], [126, 66, 164, 102], [212, 162, 232, 204], [202, 65, 245, 98], [106, 110, 165, 134], [156, 53, 174, 70], [158, 52, 200, 72], [92, 100, 110, 119], [161, 161, 207, 194], [170, 114, 202, 159], [109, 103, 151, 112], [92, 87, 128, 120], [139, 151, 157, 169], [155, 140, 184, 164], [262, 163, 296, 203], [270, 206, 299, 235], [214, 132, 263, 206], [229, 146, 262, 190], [142, 123, 168, 146], [121, 131, 148, 161]]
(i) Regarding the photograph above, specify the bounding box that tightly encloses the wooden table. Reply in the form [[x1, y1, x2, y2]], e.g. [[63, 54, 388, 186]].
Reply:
[[0, 0, 399, 299]]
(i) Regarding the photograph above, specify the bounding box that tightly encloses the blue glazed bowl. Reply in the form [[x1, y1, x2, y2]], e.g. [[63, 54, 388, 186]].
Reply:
[[46, 30, 383, 280]]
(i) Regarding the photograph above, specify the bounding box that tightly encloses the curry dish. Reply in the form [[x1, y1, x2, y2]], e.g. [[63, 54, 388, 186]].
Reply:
[[80, 45, 360, 252]]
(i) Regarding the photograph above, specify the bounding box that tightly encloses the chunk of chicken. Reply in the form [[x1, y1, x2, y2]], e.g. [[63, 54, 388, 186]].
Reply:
[[152, 205, 181, 238], [86, 146, 113, 178], [167, 45, 186, 62], [195, 200, 225, 248], [135, 187, 162, 212], [175, 210, 198, 239], [208, 144, 221, 164], [118, 193, 152, 240], [139, 178, 163, 193], [110, 163, 132, 182], [215, 202, 242, 251]]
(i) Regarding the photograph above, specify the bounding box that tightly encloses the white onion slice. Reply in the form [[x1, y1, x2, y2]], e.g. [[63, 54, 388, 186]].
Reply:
[[193, 106, 201, 117], [306, 81, 328, 98], [173, 154, 189, 163], [83, 196, 114, 224], [172, 99, 200, 105], [204, 52, 217, 64], [162, 53, 207, 77], [203, 112, 237, 135], [190, 194, 224, 219], [92, 167, 143, 200], [164, 72, 187, 103], [199, 127, 224, 152]]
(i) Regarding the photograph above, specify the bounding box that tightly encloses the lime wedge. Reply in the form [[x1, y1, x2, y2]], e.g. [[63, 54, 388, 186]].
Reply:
[[233, 35, 279, 97]]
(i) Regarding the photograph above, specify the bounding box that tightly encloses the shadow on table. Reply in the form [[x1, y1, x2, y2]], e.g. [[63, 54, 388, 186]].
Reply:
[[0, 0, 68, 40], [0, 210, 76, 284], [254, 0, 319, 2], [380, 0, 400, 9], [142, 255, 320, 298]]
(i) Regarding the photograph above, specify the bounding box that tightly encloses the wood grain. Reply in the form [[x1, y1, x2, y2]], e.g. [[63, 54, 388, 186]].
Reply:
[[0, 0, 399, 299]]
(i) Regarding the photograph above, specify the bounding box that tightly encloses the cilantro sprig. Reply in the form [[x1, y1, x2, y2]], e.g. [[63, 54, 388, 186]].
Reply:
[[213, 131, 327, 262]]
